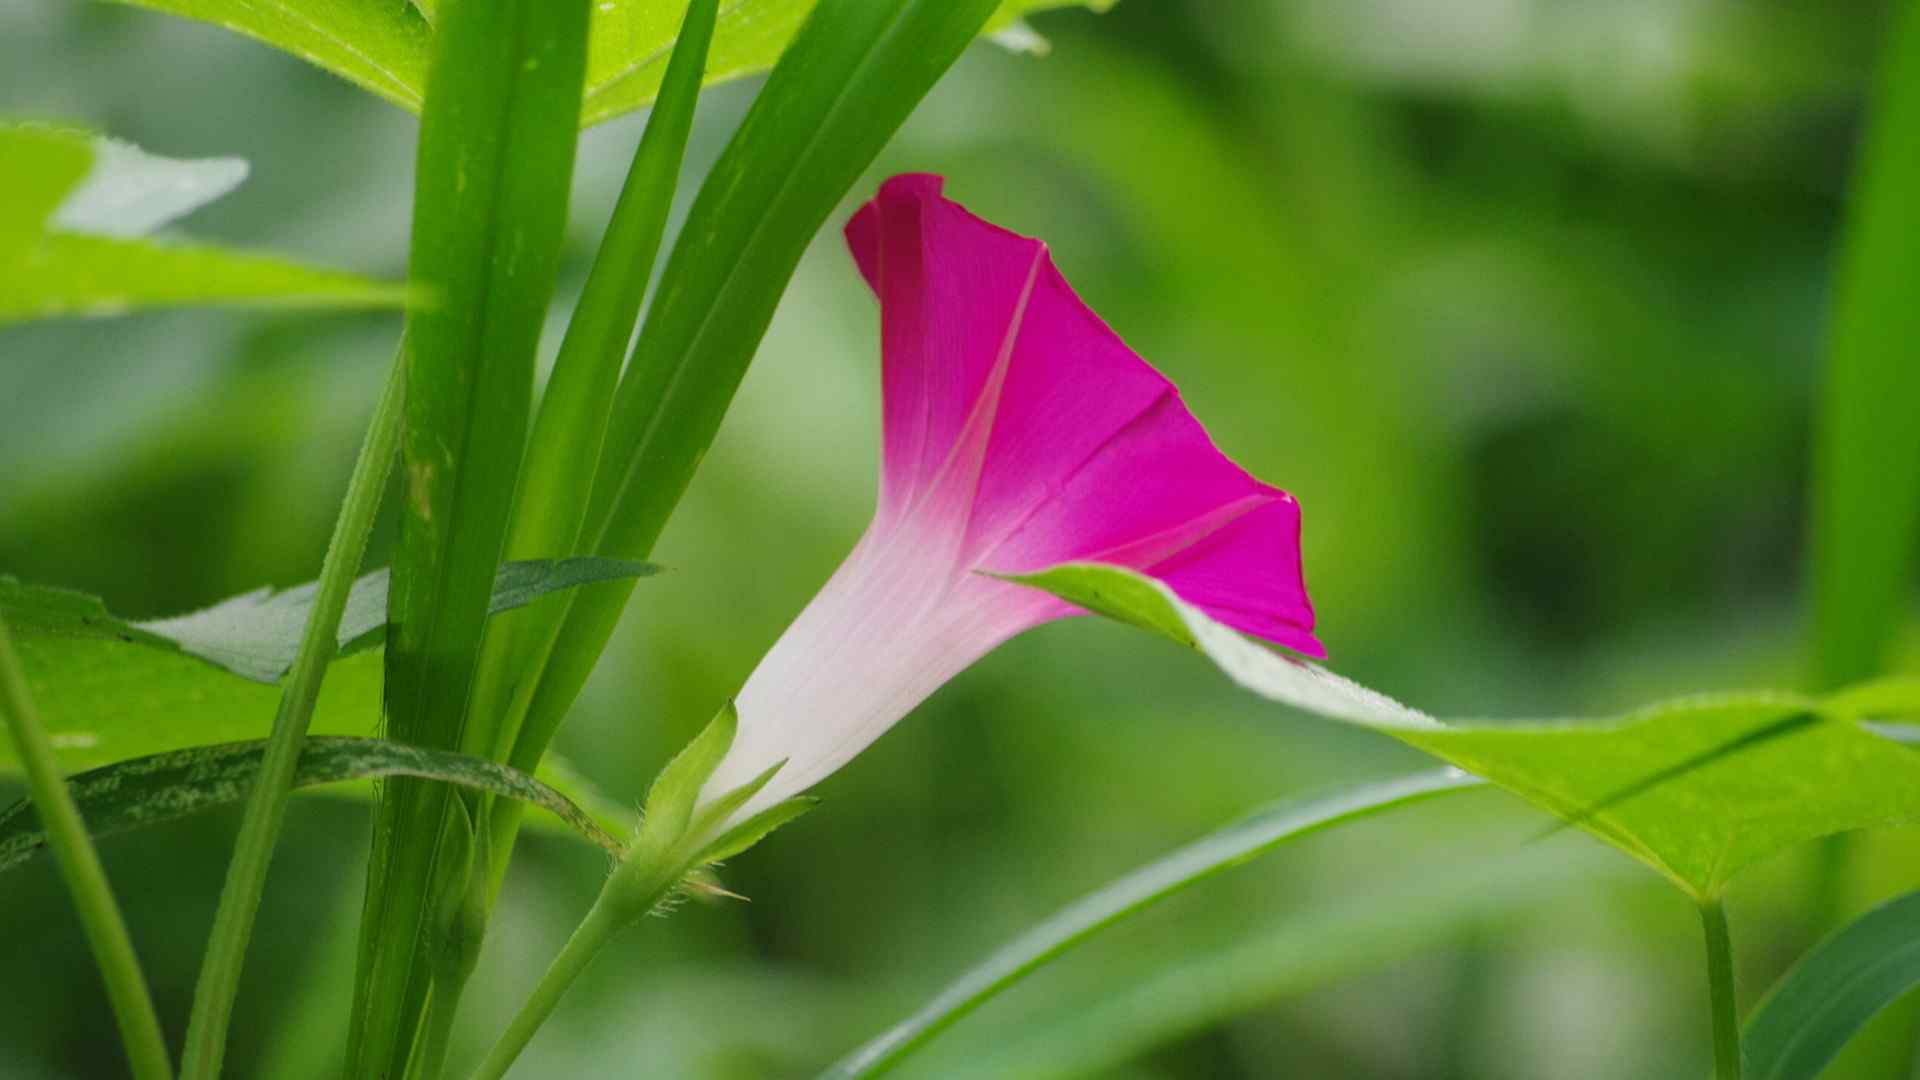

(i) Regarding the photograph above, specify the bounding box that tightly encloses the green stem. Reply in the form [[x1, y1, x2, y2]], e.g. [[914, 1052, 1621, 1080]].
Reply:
[[0, 616, 173, 1080], [1700, 899, 1743, 1080], [181, 347, 406, 1080], [413, 983, 466, 1080], [468, 889, 631, 1080]]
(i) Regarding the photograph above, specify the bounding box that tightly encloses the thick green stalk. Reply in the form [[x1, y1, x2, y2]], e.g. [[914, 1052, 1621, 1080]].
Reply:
[[352, 0, 590, 1071], [1700, 900, 1742, 1080], [510, 0, 1005, 820], [0, 616, 173, 1080], [180, 344, 404, 1080]]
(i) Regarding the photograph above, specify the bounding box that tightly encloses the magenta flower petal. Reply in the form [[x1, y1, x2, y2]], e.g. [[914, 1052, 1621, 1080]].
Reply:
[[701, 175, 1320, 822]]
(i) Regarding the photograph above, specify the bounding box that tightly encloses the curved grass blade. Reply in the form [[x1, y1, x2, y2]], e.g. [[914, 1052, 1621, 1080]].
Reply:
[[820, 770, 1482, 1079], [914, 848, 1633, 1079], [0, 736, 623, 878], [518, 0, 1005, 809], [1743, 890, 1920, 1080]]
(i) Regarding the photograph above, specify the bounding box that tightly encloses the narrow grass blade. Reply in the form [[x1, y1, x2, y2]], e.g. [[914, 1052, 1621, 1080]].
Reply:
[[353, 0, 591, 1071], [1744, 890, 1920, 1080], [465, 0, 717, 784], [819, 771, 1482, 1079], [915, 848, 1629, 1079], [1806, 0, 1920, 691], [0, 616, 173, 1080], [517, 0, 1005, 799], [180, 342, 403, 1080], [0, 736, 624, 878]]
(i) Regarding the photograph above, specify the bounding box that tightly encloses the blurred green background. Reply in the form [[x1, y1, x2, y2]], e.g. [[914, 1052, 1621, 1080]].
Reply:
[[3, 2, 1917, 1076]]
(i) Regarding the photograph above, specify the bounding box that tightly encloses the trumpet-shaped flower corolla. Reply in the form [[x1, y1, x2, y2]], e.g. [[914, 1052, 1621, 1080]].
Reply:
[[701, 175, 1320, 823]]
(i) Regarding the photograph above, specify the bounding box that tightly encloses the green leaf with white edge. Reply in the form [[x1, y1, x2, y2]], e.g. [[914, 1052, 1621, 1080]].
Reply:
[[0, 557, 655, 686], [0, 124, 405, 324], [112, 0, 1108, 127], [1005, 563, 1920, 900], [0, 736, 623, 878], [1742, 889, 1920, 1080], [822, 770, 1479, 1080], [0, 559, 657, 777], [640, 702, 738, 848]]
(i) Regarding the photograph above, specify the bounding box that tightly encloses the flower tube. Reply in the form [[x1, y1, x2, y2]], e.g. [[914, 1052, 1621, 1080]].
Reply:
[[702, 175, 1320, 822]]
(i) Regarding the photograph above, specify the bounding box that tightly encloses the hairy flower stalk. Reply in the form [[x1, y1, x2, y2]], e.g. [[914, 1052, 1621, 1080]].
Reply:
[[701, 174, 1321, 826]]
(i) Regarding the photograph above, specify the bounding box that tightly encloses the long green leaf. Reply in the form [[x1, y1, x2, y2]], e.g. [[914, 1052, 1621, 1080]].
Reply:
[[822, 771, 1483, 1079], [466, 0, 717, 778], [910, 848, 1635, 1080], [1007, 563, 1920, 901], [0, 736, 623, 878], [1806, 0, 1920, 691], [0, 124, 403, 324], [1743, 890, 1920, 1080], [514, 0, 1005, 807], [355, 0, 590, 1069], [110, 1, 1106, 127]]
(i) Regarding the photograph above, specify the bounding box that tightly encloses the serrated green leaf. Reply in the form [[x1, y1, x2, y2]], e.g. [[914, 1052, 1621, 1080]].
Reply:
[[111, 0, 430, 110], [110, 1, 1109, 127], [0, 736, 622, 878], [1743, 889, 1920, 1080], [1006, 563, 1920, 900], [821, 771, 1478, 1079], [0, 124, 404, 324], [0, 558, 655, 687]]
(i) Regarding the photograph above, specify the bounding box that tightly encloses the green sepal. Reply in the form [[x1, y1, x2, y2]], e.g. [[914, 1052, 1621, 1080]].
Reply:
[[636, 701, 738, 852], [685, 758, 785, 843], [697, 796, 817, 867]]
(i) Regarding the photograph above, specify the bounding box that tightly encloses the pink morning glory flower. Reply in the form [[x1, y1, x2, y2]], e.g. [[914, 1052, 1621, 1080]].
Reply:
[[701, 174, 1319, 821]]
